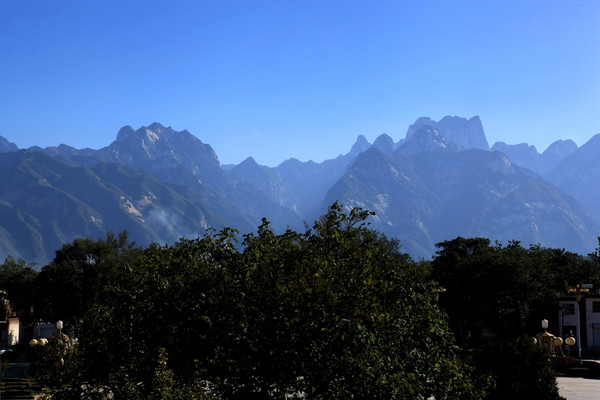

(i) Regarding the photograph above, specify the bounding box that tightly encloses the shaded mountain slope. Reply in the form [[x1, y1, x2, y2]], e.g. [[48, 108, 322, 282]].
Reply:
[[0, 151, 228, 265], [322, 143, 598, 258], [546, 133, 600, 223], [0, 115, 598, 264]]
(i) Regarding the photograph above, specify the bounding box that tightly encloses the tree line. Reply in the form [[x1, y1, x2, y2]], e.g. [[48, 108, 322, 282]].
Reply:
[[3, 203, 600, 399]]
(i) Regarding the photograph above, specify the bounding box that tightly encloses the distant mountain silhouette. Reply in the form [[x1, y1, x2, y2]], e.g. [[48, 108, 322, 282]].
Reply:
[[0, 116, 598, 265]]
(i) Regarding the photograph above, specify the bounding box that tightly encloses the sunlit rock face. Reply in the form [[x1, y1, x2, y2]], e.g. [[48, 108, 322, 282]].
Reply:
[[405, 115, 489, 151]]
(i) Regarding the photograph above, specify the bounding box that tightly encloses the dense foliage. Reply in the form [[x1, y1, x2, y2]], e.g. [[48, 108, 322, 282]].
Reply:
[[432, 237, 600, 346], [5, 205, 600, 399], [24, 204, 485, 399], [432, 237, 600, 400], [0, 256, 37, 319]]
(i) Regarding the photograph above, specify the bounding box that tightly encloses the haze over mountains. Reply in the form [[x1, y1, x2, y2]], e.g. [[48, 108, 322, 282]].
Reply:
[[0, 116, 599, 266]]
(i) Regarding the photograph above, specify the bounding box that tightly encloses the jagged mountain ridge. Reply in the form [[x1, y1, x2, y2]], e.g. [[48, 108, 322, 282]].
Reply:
[[47, 124, 303, 231], [228, 145, 367, 220], [0, 115, 598, 264], [0, 150, 222, 264], [323, 144, 597, 256], [491, 139, 579, 176], [0, 125, 303, 265], [405, 116, 489, 151]]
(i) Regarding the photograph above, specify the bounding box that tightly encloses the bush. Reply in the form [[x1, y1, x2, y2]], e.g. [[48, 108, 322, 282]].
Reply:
[[477, 335, 564, 400]]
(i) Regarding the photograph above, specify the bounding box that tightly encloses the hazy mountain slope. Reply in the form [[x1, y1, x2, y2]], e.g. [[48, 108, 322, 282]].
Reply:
[[228, 137, 371, 221], [322, 140, 599, 258], [275, 157, 350, 220], [0, 201, 47, 264], [491, 142, 542, 174], [228, 157, 296, 211], [0, 151, 114, 264], [0, 137, 19, 153], [0, 115, 598, 263], [0, 151, 228, 265], [36, 124, 302, 232], [490, 139, 578, 176], [546, 133, 600, 223], [106, 124, 303, 231], [411, 149, 597, 253], [542, 139, 578, 167], [323, 148, 440, 256]]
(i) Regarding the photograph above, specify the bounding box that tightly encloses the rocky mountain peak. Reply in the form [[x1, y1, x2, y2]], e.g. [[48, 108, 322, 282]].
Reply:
[[542, 139, 578, 159], [405, 117, 436, 139], [0, 136, 19, 153], [491, 142, 541, 173], [116, 125, 137, 142], [114, 123, 214, 157], [405, 117, 437, 140], [371, 134, 396, 154], [405, 116, 489, 151], [398, 127, 459, 156], [116, 123, 177, 150], [236, 156, 261, 171], [438, 116, 489, 151], [350, 135, 371, 155], [106, 123, 223, 183]]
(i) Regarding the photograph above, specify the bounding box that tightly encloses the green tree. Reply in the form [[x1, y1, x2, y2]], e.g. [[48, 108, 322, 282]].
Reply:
[[35, 205, 486, 399], [35, 231, 139, 323], [0, 256, 37, 319], [431, 237, 575, 400], [223, 204, 485, 399], [477, 335, 564, 400], [432, 238, 590, 344], [33, 232, 144, 395]]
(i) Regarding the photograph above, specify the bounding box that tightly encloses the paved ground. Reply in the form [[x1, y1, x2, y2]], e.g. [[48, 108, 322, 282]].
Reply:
[[557, 376, 600, 400]]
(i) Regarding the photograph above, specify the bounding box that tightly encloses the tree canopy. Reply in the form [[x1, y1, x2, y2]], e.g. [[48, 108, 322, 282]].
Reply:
[[9, 205, 600, 399], [0, 256, 37, 320], [27, 204, 486, 399]]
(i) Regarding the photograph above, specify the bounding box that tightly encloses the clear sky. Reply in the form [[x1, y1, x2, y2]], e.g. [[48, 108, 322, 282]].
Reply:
[[1, 1, 599, 166]]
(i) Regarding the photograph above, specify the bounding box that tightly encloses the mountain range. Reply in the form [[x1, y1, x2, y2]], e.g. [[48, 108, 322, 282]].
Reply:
[[1, 116, 599, 266]]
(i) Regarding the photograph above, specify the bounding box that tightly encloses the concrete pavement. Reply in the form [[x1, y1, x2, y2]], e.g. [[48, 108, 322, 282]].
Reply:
[[557, 376, 600, 400]]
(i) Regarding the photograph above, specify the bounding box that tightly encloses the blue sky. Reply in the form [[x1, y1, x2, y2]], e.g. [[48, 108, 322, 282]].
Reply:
[[1, 1, 599, 166]]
